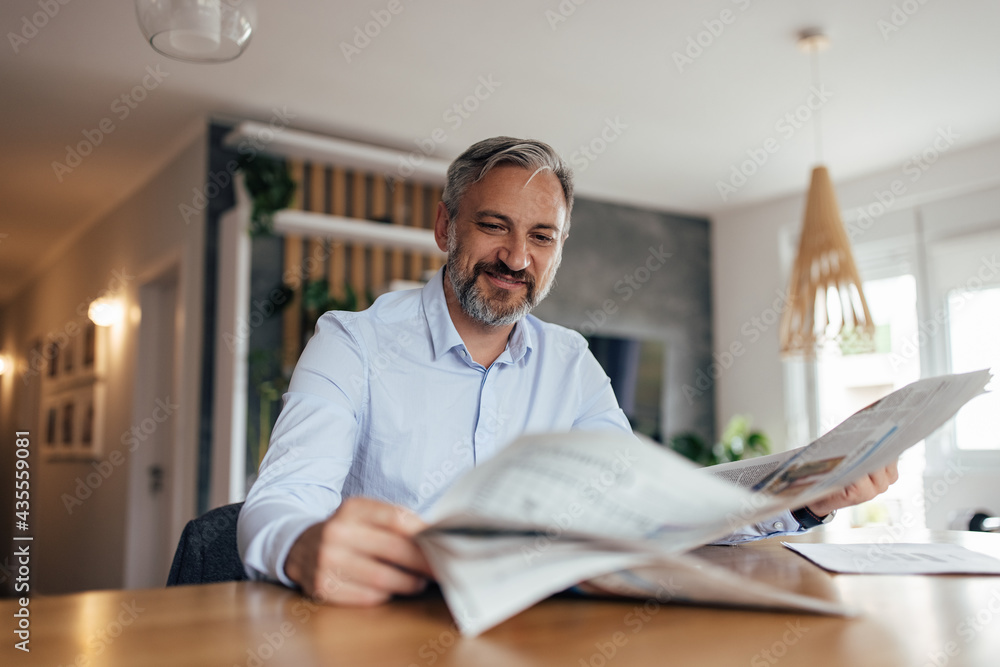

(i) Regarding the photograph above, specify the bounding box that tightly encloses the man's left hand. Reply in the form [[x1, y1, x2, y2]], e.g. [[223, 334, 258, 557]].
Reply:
[[806, 460, 900, 518]]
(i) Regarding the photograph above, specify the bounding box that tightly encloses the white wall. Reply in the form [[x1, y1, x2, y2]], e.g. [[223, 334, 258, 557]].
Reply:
[[0, 128, 206, 594]]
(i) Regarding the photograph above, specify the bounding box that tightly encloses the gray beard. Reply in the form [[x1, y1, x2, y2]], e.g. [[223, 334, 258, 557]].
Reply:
[[446, 231, 559, 327]]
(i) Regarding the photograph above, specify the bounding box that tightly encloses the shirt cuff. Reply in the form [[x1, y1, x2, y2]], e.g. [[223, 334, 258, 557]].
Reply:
[[710, 509, 803, 545], [242, 512, 325, 588]]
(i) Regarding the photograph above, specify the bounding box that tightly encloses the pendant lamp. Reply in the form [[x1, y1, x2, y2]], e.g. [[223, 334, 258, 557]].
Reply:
[[134, 0, 256, 63], [779, 31, 874, 357]]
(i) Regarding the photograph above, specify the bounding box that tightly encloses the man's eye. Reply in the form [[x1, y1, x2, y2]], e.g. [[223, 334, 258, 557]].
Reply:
[[533, 235, 554, 244], [477, 223, 503, 231]]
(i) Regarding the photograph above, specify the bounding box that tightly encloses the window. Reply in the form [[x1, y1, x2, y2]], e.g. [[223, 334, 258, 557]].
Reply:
[[947, 286, 1000, 450], [815, 274, 924, 528]]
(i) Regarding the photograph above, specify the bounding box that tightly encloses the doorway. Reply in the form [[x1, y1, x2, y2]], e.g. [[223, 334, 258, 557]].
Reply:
[[124, 265, 181, 588]]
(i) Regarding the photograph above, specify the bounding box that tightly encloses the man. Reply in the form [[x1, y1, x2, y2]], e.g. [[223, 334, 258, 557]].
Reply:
[[238, 136, 898, 605]]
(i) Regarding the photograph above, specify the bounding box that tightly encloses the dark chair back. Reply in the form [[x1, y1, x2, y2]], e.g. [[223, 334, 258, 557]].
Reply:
[[166, 502, 247, 586]]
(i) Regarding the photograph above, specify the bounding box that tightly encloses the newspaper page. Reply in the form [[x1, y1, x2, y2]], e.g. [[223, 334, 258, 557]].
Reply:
[[706, 448, 801, 489], [418, 531, 852, 637], [424, 430, 753, 544], [419, 371, 991, 635], [749, 370, 991, 513]]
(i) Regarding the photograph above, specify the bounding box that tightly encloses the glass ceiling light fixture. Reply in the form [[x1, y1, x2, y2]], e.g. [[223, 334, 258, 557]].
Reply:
[[779, 30, 874, 358], [134, 0, 256, 63]]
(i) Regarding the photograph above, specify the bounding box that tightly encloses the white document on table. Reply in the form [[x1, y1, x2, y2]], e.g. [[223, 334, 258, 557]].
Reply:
[[782, 542, 1000, 575]]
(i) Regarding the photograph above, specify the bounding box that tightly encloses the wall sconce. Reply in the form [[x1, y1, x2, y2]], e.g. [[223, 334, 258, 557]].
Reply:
[[88, 297, 123, 327], [0, 354, 9, 375]]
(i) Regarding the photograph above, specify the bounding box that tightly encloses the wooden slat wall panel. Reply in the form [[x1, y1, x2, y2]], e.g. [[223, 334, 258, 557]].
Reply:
[[370, 177, 387, 292], [282, 160, 305, 369], [350, 172, 368, 308], [278, 162, 443, 361], [307, 165, 326, 282], [409, 183, 424, 281], [427, 185, 443, 272], [390, 180, 406, 281], [329, 167, 347, 300]]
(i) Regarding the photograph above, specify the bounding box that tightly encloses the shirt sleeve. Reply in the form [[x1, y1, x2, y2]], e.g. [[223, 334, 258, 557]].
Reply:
[[709, 509, 804, 544], [237, 312, 367, 585], [570, 343, 634, 434]]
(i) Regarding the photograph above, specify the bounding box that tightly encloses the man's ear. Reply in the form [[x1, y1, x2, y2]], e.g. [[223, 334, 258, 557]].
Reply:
[[433, 201, 450, 253]]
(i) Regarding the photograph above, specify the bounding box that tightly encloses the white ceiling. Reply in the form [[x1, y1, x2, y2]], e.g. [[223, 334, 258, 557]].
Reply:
[[2, 0, 999, 303]]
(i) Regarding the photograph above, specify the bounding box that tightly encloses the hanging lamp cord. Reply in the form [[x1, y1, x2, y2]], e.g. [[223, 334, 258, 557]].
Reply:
[[811, 45, 824, 165]]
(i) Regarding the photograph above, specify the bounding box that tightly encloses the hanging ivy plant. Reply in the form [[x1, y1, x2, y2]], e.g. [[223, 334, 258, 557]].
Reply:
[[237, 155, 296, 236]]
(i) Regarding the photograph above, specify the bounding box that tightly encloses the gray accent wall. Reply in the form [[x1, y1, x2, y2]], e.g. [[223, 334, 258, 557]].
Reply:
[[532, 197, 715, 444]]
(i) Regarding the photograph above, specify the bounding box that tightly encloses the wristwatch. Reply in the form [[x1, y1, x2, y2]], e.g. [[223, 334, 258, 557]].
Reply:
[[792, 506, 836, 529]]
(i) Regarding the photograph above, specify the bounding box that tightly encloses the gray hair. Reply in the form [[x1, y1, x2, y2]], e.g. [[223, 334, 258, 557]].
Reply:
[[442, 136, 574, 233]]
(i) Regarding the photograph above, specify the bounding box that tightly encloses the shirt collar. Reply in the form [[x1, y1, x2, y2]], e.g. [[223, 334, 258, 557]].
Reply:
[[421, 268, 534, 365]]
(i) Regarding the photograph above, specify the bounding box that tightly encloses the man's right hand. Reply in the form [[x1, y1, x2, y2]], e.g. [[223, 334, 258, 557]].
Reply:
[[283, 497, 433, 606]]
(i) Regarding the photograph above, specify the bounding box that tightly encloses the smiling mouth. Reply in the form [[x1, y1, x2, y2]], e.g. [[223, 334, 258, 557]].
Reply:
[[483, 270, 527, 290]]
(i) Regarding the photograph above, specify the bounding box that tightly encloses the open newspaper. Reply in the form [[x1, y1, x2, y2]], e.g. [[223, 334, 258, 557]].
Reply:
[[416, 370, 992, 636]]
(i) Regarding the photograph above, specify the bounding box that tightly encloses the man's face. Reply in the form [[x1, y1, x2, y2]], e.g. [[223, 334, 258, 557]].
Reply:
[[434, 165, 568, 327]]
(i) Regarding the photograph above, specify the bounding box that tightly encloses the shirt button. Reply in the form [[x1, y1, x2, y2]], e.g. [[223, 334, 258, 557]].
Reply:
[[773, 521, 785, 531]]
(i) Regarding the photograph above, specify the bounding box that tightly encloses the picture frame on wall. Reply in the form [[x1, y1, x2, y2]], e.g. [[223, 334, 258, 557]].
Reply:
[[41, 321, 108, 395], [39, 319, 110, 461], [43, 399, 59, 449], [45, 341, 60, 380], [61, 398, 75, 448], [76, 382, 105, 454], [42, 382, 106, 460]]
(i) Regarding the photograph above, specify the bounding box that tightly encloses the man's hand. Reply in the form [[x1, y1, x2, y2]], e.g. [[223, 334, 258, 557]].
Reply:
[[806, 461, 900, 518], [284, 497, 433, 606]]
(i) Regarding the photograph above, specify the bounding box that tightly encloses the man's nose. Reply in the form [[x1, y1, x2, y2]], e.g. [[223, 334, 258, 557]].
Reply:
[[497, 235, 530, 272]]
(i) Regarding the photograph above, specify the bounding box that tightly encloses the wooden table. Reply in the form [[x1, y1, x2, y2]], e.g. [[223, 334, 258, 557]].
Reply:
[[5, 528, 1000, 666]]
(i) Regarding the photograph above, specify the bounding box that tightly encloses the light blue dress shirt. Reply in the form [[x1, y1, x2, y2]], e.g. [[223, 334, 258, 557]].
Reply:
[[238, 268, 801, 584]]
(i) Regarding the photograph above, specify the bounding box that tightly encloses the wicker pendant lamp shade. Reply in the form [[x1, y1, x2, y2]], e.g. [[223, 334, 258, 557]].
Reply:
[[778, 30, 874, 357], [778, 165, 874, 356]]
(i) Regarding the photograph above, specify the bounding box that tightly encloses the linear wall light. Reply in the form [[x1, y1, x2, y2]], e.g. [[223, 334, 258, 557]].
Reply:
[[273, 209, 444, 256], [223, 122, 450, 185]]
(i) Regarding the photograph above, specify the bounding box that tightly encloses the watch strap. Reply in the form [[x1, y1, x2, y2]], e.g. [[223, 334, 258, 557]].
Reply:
[[792, 506, 834, 529]]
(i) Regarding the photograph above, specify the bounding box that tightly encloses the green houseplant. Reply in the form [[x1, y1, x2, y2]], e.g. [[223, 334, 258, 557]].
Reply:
[[668, 415, 771, 467]]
